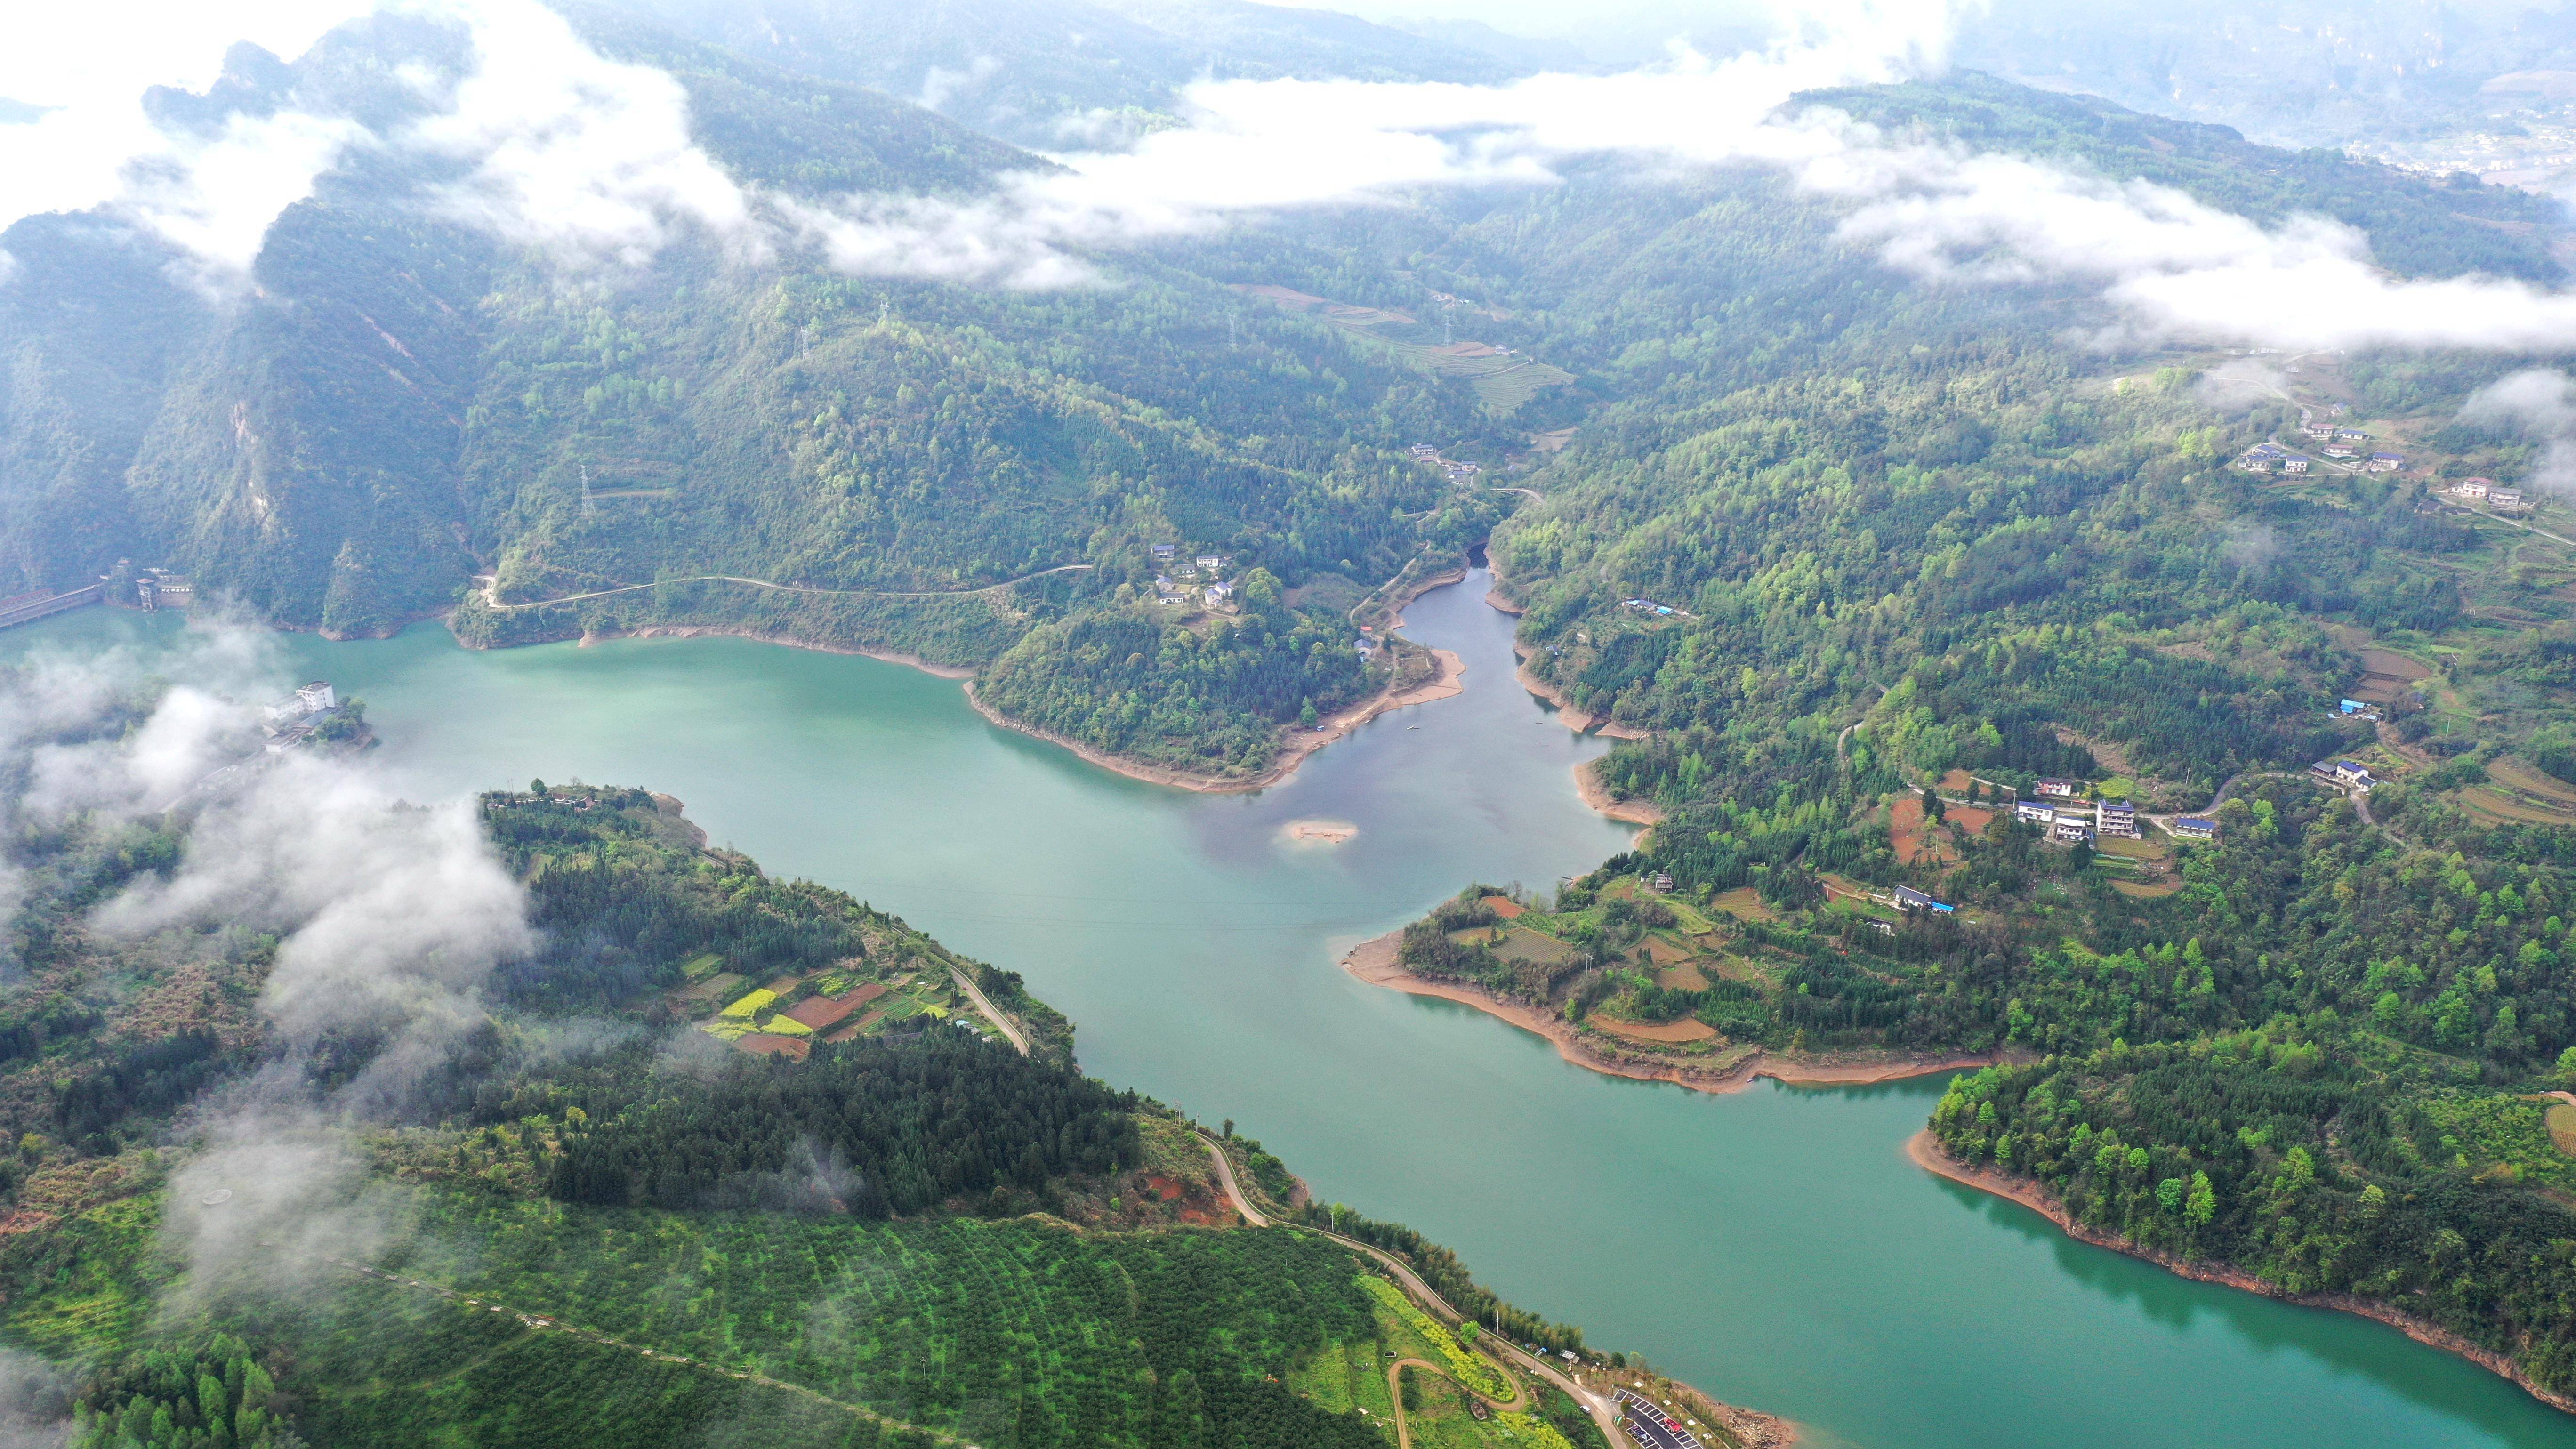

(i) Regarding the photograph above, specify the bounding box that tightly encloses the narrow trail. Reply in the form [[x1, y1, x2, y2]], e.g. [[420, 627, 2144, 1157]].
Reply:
[[1387, 1357, 1440, 1449], [475, 564, 1093, 612], [948, 965, 1029, 1055], [1195, 1132, 1620, 1442], [301, 1249, 964, 1446]]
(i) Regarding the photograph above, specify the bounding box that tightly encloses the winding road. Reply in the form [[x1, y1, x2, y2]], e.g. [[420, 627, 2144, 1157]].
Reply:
[[948, 965, 1030, 1055], [1195, 1131, 1628, 1445], [475, 564, 1093, 612]]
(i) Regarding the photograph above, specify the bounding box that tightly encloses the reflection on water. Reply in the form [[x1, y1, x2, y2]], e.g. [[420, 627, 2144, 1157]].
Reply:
[[10, 585, 2575, 1449]]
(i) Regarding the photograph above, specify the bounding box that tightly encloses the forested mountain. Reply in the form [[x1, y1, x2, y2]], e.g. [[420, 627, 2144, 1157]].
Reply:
[[600, 0, 1522, 147], [1334, 70, 2576, 1410], [0, 758, 1618, 1449], [12, 0, 2566, 784]]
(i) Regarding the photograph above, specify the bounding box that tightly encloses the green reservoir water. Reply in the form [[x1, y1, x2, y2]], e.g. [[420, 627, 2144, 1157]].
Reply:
[[23, 579, 2576, 1449]]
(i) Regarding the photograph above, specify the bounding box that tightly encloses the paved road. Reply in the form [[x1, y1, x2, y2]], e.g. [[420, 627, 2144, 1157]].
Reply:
[[1194, 1132, 1624, 1442], [475, 564, 1094, 611], [1199, 1135, 1272, 1227], [947, 966, 1029, 1055]]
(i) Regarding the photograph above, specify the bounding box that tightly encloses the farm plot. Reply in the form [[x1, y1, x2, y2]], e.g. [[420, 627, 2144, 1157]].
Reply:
[[374, 1188, 1389, 1449], [1709, 887, 1776, 923], [1589, 1016, 1720, 1045], [1231, 282, 1572, 419], [1492, 928, 1578, 967]]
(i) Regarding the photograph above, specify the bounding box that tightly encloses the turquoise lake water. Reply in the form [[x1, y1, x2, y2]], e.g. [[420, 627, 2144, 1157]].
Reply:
[[19, 580, 2576, 1449]]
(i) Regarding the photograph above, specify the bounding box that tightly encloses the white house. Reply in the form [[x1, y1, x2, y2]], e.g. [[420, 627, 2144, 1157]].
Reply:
[[2014, 800, 2057, 824], [2456, 478, 2493, 499], [263, 681, 338, 732]]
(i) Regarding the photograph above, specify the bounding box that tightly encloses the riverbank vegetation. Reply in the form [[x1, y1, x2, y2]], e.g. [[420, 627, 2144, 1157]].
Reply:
[[0, 764, 1659, 1447], [1346, 72, 2576, 1408]]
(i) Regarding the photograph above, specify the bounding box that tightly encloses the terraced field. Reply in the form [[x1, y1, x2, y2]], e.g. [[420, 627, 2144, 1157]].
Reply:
[[1232, 283, 1574, 418]]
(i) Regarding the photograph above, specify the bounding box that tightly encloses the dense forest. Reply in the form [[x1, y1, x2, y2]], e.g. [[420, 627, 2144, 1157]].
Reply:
[[547, 1030, 1140, 1215]]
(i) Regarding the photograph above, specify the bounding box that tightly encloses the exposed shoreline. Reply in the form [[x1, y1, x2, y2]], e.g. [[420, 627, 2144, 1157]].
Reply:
[[583, 623, 978, 678], [1514, 642, 1648, 740], [949, 557, 1475, 794], [1575, 757, 1664, 831], [1340, 930, 2000, 1095], [454, 561, 1478, 797], [1905, 1131, 2576, 1417], [962, 646, 1465, 795]]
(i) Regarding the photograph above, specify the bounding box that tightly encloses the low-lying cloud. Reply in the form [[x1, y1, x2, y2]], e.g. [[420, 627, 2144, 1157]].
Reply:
[[0, 619, 537, 1296], [2461, 369, 2576, 496], [407, 0, 760, 272], [15, 0, 2576, 354], [0, 0, 757, 288]]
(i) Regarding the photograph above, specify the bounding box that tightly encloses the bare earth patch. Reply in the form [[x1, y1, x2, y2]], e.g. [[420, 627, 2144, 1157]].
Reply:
[[1283, 818, 1360, 845], [1590, 1016, 1719, 1044], [1711, 887, 1776, 922], [1657, 961, 1712, 991]]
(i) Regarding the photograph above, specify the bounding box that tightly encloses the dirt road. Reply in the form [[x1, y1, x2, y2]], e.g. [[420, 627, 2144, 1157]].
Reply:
[[476, 564, 1093, 611]]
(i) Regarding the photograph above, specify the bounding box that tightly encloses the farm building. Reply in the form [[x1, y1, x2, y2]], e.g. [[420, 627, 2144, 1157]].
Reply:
[[2053, 817, 2093, 843], [1893, 886, 1954, 914], [2035, 779, 2079, 798], [2097, 802, 2139, 839], [2014, 800, 2057, 824], [2367, 452, 2403, 472], [2173, 817, 2217, 840], [2284, 458, 2311, 474], [2455, 478, 2492, 499], [2492, 489, 2532, 515]]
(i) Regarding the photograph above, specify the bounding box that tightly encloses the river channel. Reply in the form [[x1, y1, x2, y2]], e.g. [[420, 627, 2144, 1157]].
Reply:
[[17, 574, 2576, 1449]]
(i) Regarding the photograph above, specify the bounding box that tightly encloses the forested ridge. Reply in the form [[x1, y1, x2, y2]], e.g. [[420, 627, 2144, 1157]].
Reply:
[[0, 766, 1626, 1448], [1288, 67, 2576, 1406], [29, 8, 2555, 782]]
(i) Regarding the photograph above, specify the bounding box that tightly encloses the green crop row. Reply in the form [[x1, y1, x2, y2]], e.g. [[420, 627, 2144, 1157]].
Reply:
[[1356, 1274, 1513, 1401]]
